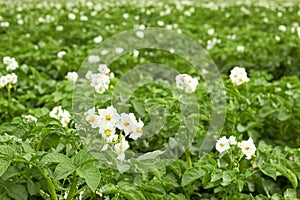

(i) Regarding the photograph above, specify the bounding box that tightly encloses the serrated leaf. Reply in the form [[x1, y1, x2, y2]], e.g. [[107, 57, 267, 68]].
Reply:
[[77, 163, 100, 192], [54, 161, 76, 180], [181, 167, 207, 186]]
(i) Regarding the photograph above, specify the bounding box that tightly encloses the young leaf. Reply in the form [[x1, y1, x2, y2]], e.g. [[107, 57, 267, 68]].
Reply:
[[181, 167, 207, 186], [39, 152, 70, 165], [0, 158, 11, 176], [54, 161, 76, 180], [77, 163, 100, 192]]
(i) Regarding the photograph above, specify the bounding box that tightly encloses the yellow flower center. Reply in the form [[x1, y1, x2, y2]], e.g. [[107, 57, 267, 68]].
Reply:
[[0, 86, 2, 89], [99, 87, 103, 91], [136, 127, 143, 133], [88, 117, 94, 122], [120, 145, 124, 149], [105, 129, 111, 137], [106, 115, 111, 120], [220, 143, 225, 147], [123, 121, 129, 126], [245, 146, 250, 151]]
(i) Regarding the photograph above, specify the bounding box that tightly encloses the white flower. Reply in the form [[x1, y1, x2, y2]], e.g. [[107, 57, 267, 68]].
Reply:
[[123, 13, 129, 19], [115, 47, 124, 54], [229, 66, 250, 86], [93, 36, 103, 43], [88, 55, 100, 63], [114, 137, 129, 161], [236, 45, 245, 52], [278, 25, 286, 32], [68, 13, 76, 20], [275, 36, 281, 41], [0, 76, 9, 89], [6, 73, 18, 84], [129, 117, 144, 140], [175, 74, 198, 93], [6, 60, 18, 71], [117, 113, 136, 136], [57, 51, 66, 58], [89, 73, 110, 94], [0, 22, 9, 27], [98, 106, 120, 125], [80, 15, 88, 21], [85, 108, 101, 128], [135, 31, 144, 38], [3, 57, 18, 71], [207, 28, 215, 36], [238, 137, 256, 160], [65, 72, 78, 83], [25, 115, 37, 122], [99, 123, 116, 139], [56, 25, 64, 31], [50, 106, 71, 127], [3, 56, 12, 65], [157, 20, 164, 26], [133, 49, 139, 57], [216, 136, 230, 153], [228, 136, 237, 145], [98, 64, 110, 75]]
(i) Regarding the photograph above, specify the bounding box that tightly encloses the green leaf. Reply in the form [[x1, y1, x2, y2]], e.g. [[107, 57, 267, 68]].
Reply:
[[181, 167, 207, 186], [131, 100, 145, 116], [77, 163, 100, 192], [0, 158, 11, 176], [221, 170, 235, 186], [284, 188, 297, 198], [54, 161, 76, 180], [141, 182, 166, 194], [0, 145, 15, 158], [7, 184, 28, 200], [271, 163, 298, 189], [259, 163, 277, 180], [39, 153, 70, 165], [27, 179, 41, 196], [100, 183, 119, 194], [121, 190, 146, 200], [73, 149, 95, 167]]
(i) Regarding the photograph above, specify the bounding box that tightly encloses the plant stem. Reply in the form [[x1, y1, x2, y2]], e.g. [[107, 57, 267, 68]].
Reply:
[[66, 174, 77, 200], [185, 148, 192, 168], [36, 166, 58, 200], [7, 84, 11, 100]]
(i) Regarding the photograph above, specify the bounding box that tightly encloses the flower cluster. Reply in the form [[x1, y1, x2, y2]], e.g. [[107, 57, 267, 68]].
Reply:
[[85, 105, 144, 160], [50, 106, 71, 127], [175, 74, 199, 93], [216, 136, 256, 160], [3, 56, 18, 71], [85, 64, 114, 94], [229, 66, 250, 86], [0, 73, 18, 89]]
